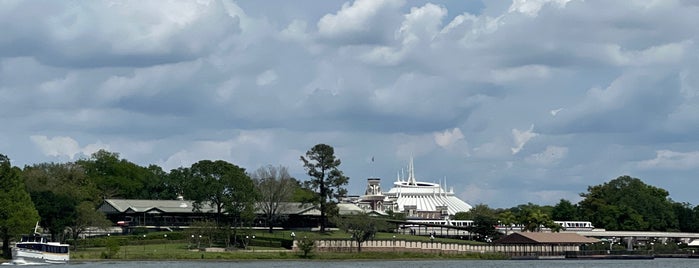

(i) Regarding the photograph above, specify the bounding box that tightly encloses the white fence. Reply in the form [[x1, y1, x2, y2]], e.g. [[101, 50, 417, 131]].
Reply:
[[295, 239, 581, 257]]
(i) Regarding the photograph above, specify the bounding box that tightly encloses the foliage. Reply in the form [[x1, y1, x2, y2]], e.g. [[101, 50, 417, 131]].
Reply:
[[551, 199, 580, 222], [460, 204, 499, 241], [251, 165, 297, 233], [334, 213, 390, 252], [578, 175, 677, 231], [101, 237, 120, 259], [67, 201, 112, 250], [187, 220, 218, 249], [296, 235, 315, 258], [520, 208, 559, 232], [22, 162, 99, 203], [184, 160, 258, 227], [78, 150, 170, 199], [497, 211, 517, 235], [300, 144, 349, 232], [0, 154, 40, 259], [452, 211, 469, 220], [29, 191, 77, 242]]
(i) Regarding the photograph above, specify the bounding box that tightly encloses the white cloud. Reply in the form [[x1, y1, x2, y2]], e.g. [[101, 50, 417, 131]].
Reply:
[[511, 124, 538, 154], [508, 0, 574, 17], [491, 64, 551, 84], [472, 140, 511, 159], [525, 145, 568, 165], [397, 3, 446, 45], [638, 150, 699, 170], [316, 0, 403, 42], [550, 108, 563, 116], [30, 135, 106, 160], [434, 128, 465, 149], [256, 69, 278, 86]]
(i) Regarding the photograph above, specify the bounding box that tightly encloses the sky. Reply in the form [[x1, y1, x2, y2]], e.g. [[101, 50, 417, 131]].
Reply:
[[2, 0, 699, 209]]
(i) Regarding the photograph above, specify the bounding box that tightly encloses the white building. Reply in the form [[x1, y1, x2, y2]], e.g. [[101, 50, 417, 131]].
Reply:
[[357, 158, 472, 219]]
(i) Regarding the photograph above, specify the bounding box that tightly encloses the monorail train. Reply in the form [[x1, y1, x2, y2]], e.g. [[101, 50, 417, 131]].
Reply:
[[405, 219, 595, 232], [495, 221, 596, 232]]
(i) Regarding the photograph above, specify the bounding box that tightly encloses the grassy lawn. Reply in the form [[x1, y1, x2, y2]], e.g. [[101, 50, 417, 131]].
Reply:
[[69, 230, 496, 261]]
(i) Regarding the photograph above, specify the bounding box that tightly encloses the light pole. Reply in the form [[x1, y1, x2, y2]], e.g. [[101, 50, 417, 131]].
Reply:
[[143, 234, 147, 251], [392, 235, 396, 252]]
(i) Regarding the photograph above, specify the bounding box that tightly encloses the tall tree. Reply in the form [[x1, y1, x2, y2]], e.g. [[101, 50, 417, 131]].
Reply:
[[579, 176, 677, 231], [461, 204, 499, 241], [0, 154, 40, 259], [551, 199, 579, 222], [29, 191, 77, 242], [498, 211, 517, 235], [66, 202, 112, 251], [251, 165, 297, 233], [184, 160, 258, 226], [22, 162, 99, 242], [300, 144, 349, 232], [78, 150, 163, 199], [521, 208, 558, 232]]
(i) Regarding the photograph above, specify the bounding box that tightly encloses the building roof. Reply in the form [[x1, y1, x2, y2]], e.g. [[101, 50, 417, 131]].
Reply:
[[100, 199, 365, 216], [495, 232, 599, 245], [381, 158, 472, 215], [100, 199, 217, 214]]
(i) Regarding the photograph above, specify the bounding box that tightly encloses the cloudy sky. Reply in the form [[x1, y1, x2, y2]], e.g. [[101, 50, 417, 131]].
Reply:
[[2, 0, 699, 208]]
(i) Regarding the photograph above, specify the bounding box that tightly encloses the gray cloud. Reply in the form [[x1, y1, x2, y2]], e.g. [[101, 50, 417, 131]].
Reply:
[[3, 0, 699, 208]]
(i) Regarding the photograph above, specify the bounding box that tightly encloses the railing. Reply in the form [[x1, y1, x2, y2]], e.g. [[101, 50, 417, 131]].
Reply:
[[297, 239, 582, 257]]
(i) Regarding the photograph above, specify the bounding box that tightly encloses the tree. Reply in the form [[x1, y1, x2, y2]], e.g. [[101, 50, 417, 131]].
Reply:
[[300, 144, 349, 232], [578, 176, 677, 231], [335, 213, 389, 252], [22, 162, 99, 242], [78, 150, 164, 199], [251, 165, 297, 233], [452, 211, 470, 221], [67, 201, 112, 251], [184, 160, 258, 225], [29, 191, 77, 242], [296, 235, 315, 258], [552, 199, 579, 222], [521, 208, 558, 232], [498, 211, 517, 235], [460, 204, 498, 241], [0, 154, 40, 259]]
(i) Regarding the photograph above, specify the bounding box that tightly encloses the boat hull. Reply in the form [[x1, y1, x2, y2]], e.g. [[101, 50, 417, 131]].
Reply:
[[11, 247, 69, 265]]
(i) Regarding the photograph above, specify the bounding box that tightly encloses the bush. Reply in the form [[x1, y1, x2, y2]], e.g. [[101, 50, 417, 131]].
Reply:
[[101, 238, 120, 259], [297, 236, 315, 258]]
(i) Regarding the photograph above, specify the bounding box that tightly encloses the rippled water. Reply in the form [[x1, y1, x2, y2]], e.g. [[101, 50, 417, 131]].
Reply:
[[56, 259, 699, 268]]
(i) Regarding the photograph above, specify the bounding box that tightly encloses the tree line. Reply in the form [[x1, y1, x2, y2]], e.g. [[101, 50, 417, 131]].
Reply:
[[3, 144, 699, 257], [454, 175, 699, 241], [0, 144, 348, 258]]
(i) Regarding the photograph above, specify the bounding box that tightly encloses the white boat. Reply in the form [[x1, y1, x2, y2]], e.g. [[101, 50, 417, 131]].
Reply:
[[8, 234, 70, 265]]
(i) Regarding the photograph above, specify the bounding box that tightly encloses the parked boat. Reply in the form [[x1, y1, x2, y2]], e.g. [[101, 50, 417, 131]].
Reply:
[[8, 233, 70, 265]]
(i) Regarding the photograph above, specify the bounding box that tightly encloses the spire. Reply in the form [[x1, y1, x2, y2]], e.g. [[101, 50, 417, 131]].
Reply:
[[408, 156, 417, 185]]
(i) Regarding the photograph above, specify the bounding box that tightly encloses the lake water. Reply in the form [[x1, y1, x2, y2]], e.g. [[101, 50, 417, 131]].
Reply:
[[59, 259, 698, 268]]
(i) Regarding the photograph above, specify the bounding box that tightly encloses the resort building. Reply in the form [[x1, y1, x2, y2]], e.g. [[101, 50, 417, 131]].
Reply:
[[354, 158, 472, 219]]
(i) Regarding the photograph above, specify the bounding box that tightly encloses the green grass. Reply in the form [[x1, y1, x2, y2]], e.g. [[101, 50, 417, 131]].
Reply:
[[69, 231, 497, 261]]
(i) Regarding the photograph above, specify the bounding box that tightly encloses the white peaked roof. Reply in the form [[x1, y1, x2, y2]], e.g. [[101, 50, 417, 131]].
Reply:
[[384, 157, 472, 215]]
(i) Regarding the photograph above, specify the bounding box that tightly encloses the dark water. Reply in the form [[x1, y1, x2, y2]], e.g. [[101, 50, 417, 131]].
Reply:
[[60, 259, 698, 268]]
